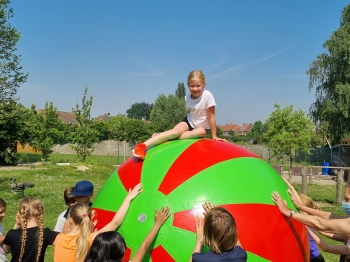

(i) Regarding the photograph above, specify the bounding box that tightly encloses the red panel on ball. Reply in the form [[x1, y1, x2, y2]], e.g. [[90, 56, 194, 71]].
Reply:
[[158, 139, 259, 195], [118, 157, 143, 191]]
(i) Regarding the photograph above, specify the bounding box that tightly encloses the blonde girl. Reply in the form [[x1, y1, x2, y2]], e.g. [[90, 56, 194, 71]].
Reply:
[[54, 183, 142, 262], [3, 197, 59, 262], [133, 70, 226, 159]]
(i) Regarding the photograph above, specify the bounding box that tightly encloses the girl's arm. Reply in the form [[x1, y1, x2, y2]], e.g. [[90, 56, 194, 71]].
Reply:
[[92, 183, 142, 238], [131, 207, 171, 262], [318, 230, 348, 242], [284, 179, 342, 219], [207, 106, 226, 142], [307, 227, 350, 255], [2, 244, 10, 253], [272, 191, 350, 234], [189, 217, 204, 262]]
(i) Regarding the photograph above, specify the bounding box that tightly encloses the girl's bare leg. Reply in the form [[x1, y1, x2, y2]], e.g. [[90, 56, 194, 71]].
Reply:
[[144, 122, 189, 147], [179, 127, 206, 139]]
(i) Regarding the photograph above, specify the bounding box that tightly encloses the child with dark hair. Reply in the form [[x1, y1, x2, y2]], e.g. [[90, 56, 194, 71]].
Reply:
[[83, 206, 171, 262], [0, 198, 7, 262], [191, 204, 247, 262], [54, 187, 76, 232]]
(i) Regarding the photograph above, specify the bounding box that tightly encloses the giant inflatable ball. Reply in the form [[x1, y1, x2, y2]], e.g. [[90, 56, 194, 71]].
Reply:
[[92, 139, 309, 262]]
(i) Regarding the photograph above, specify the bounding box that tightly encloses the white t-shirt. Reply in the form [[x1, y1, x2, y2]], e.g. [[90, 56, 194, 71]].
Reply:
[[185, 89, 216, 129], [54, 209, 67, 232], [0, 224, 8, 262]]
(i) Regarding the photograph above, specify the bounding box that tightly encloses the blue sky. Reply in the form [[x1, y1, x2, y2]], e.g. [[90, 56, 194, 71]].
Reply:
[[9, 1, 349, 126]]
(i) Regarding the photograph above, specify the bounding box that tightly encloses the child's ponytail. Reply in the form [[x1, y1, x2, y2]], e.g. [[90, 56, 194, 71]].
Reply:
[[69, 203, 92, 262]]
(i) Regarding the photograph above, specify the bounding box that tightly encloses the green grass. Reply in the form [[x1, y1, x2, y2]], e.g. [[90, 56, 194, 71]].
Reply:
[[0, 154, 346, 262], [0, 163, 116, 261], [17, 152, 127, 165]]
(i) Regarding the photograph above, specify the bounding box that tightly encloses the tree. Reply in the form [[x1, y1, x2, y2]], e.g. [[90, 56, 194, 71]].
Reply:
[[308, 4, 350, 143], [0, 102, 30, 164], [106, 114, 153, 145], [265, 104, 316, 176], [0, 1, 28, 103], [175, 83, 186, 98], [251, 121, 267, 144], [126, 102, 153, 120], [0, 1, 28, 164], [70, 88, 99, 162], [106, 114, 128, 141], [28, 102, 65, 162], [150, 94, 187, 131]]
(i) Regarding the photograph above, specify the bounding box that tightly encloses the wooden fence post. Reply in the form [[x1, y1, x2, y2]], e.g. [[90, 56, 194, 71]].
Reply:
[[336, 169, 344, 204], [301, 166, 307, 194]]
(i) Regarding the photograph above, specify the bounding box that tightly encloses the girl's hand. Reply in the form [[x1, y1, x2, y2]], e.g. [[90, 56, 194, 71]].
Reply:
[[127, 183, 143, 201], [282, 177, 304, 209], [271, 191, 291, 217], [195, 217, 204, 244], [155, 206, 171, 226], [202, 202, 216, 216], [212, 137, 227, 142]]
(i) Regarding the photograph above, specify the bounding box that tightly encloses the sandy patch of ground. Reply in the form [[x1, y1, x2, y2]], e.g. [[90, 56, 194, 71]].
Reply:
[[76, 165, 90, 171]]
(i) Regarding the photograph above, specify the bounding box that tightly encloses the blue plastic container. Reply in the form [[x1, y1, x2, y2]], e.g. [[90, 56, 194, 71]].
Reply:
[[322, 162, 331, 175]]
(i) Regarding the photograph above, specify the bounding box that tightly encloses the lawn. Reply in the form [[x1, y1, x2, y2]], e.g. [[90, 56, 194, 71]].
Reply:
[[0, 162, 116, 261], [0, 154, 347, 262]]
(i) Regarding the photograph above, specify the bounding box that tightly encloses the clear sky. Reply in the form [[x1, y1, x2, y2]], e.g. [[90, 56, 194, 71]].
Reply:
[[9, 1, 349, 126]]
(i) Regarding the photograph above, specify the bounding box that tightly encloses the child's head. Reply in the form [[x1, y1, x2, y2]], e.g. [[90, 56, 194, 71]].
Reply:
[[344, 182, 350, 203], [187, 70, 206, 99], [18, 197, 44, 262], [0, 198, 6, 223], [64, 187, 76, 206], [84, 231, 126, 262], [71, 180, 94, 204], [203, 207, 237, 254], [18, 197, 44, 225], [298, 193, 318, 209], [68, 202, 92, 262], [187, 70, 206, 85]]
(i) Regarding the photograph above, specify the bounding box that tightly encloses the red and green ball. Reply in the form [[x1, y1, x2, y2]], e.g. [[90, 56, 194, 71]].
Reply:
[[92, 139, 309, 262]]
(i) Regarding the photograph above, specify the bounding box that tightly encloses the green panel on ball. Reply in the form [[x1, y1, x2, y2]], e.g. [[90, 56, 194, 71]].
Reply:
[[93, 170, 127, 211], [167, 157, 295, 212]]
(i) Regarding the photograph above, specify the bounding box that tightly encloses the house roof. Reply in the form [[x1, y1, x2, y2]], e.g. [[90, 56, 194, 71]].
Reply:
[[219, 123, 253, 135], [37, 109, 76, 124], [97, 113, 112, 122]]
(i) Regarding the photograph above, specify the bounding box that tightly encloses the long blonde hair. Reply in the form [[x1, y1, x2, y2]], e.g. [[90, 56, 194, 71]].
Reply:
[[68, 203, 92, 262], [18, 197, 44, 262]]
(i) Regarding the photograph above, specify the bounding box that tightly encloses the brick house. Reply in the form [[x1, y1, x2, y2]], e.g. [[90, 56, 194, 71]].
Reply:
[[219, 123, 253, 137]]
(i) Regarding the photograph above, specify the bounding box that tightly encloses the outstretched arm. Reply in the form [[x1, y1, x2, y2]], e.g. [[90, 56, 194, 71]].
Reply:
[[318, 230, 348, 242], [284, 178, 342, 219], [93, 183, 143, 238], [307, 227, 350, 255], [132, 206, 171, 262], [272, 191, 350, 234], [190, 217, 204, 262], [207, 106, 226, 142]]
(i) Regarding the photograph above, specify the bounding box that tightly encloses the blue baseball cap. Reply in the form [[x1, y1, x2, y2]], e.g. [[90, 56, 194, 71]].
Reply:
[[71, 180, 94, 196]]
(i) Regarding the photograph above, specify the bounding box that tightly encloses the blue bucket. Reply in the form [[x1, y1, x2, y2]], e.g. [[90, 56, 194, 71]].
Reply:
[[322, 162, 331, 175]]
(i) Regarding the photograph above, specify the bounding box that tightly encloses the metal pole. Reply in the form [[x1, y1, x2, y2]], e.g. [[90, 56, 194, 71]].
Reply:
[[124, 141, 126, 162], [118, 141, 119, 165]]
